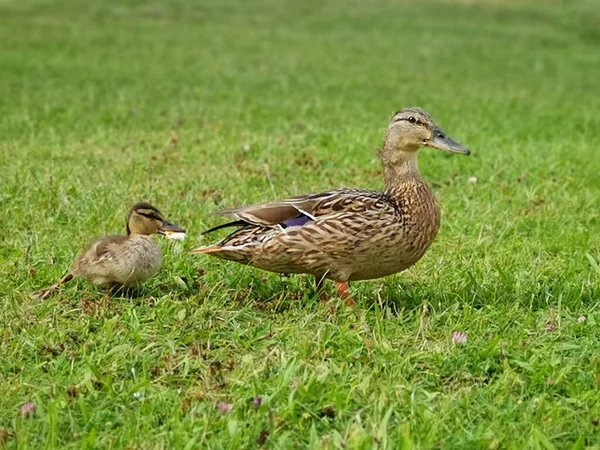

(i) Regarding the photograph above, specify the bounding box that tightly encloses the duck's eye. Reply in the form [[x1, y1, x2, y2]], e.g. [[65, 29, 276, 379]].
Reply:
[[407, 116, 416, 124]]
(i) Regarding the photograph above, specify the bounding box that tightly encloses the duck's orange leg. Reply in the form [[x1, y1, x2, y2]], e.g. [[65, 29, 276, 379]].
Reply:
[[335, 282, 356, 307]]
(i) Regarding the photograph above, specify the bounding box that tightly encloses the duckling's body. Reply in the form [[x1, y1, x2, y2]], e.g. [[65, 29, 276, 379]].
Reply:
[[34, 203, 184, 300], [72, 234, 163, 287], [192, 108, 469, 301]]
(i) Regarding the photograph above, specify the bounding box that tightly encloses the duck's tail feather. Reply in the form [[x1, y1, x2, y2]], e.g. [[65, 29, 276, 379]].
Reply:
[[201, 220, 247, 235], [188, 245, 225, 255]]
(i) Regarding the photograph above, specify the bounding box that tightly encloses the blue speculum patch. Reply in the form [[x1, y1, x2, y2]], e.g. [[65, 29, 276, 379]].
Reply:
[[283, 216, 312, 228]]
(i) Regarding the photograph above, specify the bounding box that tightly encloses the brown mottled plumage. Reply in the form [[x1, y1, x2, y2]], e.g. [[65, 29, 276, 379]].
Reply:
[[33, 203, 184, 300], [191, 108, 470, 300]]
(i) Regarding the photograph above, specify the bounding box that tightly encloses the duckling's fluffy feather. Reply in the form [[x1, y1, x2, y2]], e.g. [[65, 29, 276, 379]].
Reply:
[[73, 235, 162, 287]]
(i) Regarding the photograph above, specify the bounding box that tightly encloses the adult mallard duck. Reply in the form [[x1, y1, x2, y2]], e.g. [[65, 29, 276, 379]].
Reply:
[[191, 108, 470, 302], [34, 202, 185, 300]]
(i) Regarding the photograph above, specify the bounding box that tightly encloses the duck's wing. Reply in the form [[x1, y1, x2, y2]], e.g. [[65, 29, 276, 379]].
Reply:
[[192, 189, 400, 262], [202, 188, 398, 234], [205, 189, 391, 233]]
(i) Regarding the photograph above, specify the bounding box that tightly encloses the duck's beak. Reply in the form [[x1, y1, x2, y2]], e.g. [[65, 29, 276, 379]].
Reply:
[[158, 221, 185, 236], [426, 128, 470, 155]]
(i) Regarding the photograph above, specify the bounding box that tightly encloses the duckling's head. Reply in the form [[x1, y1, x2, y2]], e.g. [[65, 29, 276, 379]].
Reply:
[[127, 203, 185, 236], [384, 107, 470, 155]]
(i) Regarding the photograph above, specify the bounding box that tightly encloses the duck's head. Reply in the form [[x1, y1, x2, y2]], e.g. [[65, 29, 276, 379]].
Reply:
[[127, 202, 185, 237], [384, 107, 470, 155]]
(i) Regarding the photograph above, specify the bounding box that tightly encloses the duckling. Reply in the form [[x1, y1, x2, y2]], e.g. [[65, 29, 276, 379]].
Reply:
[[34, 203, 185, 300], [190, 108, 470, 303]]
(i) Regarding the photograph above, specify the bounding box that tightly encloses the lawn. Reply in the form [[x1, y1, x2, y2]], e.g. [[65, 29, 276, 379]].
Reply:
[[1, 0, 599, 448]]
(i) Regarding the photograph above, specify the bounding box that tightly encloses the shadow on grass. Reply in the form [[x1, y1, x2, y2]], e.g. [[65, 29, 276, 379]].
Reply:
[[373, 268, 599, 314], [112, 263, 598, 316]]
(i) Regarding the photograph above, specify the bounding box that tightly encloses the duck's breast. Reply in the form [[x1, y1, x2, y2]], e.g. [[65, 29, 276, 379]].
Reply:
[[346, 183, 441, 280]]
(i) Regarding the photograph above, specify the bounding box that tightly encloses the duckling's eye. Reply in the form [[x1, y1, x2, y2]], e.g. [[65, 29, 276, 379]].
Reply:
[[407, 116, 416, 124]]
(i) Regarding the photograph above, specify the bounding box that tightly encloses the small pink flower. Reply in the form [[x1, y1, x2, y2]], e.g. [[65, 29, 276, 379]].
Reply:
[[217, 402, 233, 415], [252, 396, 262, 408], [452, 331, 468, 345], [577, 316, 586, 323], [20, 402, 36, 418]]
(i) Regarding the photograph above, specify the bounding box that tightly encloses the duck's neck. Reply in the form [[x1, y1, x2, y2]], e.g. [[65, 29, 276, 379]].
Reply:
[[129, 233, 152, 239], [383, 148, 424, 195]]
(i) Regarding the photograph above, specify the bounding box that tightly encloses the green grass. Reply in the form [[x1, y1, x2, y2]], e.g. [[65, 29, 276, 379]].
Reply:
[[1, 0, 600, 447]]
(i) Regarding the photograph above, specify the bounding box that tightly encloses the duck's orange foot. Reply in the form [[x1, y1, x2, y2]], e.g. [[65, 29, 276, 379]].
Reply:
[[335, 282, 356, 307]]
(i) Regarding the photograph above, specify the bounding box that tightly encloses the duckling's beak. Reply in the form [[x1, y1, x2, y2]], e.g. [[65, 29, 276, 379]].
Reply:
[[426, 128, 470, 155], [158, 221, 185, 236]]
